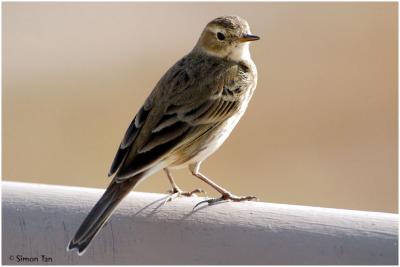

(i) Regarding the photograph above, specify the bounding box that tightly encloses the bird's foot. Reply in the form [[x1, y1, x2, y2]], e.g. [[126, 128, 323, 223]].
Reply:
[[194, 193, 257, 209], [169, 187, 205, 197], [165, 187, 205, 203]]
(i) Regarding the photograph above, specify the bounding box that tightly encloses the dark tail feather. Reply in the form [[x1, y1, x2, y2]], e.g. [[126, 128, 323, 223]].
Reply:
[[67, 176, 141, 255]]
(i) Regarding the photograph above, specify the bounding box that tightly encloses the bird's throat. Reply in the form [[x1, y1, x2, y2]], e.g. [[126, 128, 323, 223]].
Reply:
[[227, 43, 252, 62]]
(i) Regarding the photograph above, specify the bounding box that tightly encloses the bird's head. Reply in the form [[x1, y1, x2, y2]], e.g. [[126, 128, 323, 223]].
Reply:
[[194, 16, 260, 62]]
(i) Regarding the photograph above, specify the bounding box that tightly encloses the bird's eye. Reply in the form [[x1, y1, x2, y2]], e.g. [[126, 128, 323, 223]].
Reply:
[[217, 32, 225, 41]]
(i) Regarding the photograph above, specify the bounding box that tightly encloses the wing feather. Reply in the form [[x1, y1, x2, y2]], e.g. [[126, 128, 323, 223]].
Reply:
[[139, 121, 191, 153], [108, 106, 149, 176]]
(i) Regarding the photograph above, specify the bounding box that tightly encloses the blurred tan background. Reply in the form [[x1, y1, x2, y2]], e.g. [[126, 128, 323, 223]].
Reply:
[[3, 2, 397, 213]]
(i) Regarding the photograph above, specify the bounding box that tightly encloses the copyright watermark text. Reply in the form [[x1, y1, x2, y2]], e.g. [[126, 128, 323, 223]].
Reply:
[[8, 254, 53, 263]]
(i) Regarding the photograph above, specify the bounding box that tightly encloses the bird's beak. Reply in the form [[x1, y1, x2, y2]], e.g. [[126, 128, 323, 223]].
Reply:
[[239, 34, 260, 43]]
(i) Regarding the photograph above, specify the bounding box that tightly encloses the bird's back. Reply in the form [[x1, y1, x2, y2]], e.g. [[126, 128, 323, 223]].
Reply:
[[109, 51, 256, 180]]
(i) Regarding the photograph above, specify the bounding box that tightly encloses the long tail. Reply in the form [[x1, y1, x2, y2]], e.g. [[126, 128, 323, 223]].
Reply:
[[67, 176, 141, 255]]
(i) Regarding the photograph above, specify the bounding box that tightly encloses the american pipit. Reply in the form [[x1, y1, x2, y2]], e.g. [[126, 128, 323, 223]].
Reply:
[[68, 15, 259, 255]]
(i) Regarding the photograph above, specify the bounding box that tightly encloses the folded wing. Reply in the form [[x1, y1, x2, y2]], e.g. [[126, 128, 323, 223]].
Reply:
[[109, 57, 252, 181]]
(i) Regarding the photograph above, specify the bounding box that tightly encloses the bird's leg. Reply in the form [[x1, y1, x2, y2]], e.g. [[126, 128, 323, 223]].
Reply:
[[189, 163, 256, 207], [163, 168, 204, 201]]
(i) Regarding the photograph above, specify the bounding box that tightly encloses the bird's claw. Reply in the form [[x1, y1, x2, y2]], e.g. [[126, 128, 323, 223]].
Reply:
[[165, 188, 206, 204], [221, 193, 257, 202], [194, 193, 257, 209]]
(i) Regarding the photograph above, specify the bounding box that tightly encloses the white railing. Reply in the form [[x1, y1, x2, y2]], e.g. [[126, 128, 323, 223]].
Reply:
[[2, 181, 398, 264]]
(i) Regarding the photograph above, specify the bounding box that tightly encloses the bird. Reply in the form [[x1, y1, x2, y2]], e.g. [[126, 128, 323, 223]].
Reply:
[[67, 15, 260, 255]]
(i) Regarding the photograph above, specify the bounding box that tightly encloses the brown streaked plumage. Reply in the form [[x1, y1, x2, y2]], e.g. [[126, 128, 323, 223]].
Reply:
[[68, 15, 259, 255]]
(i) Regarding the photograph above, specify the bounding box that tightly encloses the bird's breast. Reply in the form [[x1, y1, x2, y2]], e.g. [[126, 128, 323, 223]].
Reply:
[[170, 83, 255, 169]]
